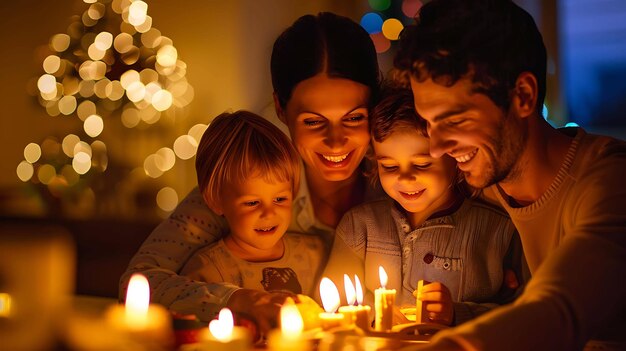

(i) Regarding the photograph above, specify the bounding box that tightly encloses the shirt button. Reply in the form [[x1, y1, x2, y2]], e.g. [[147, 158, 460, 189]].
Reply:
[[443, 261, 451, 270], [423, 253, 434, 264]]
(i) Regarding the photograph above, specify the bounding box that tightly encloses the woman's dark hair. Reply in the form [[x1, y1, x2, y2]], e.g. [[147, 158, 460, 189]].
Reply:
[[394, 0, 547, 115], [271, 12, 380, 109]]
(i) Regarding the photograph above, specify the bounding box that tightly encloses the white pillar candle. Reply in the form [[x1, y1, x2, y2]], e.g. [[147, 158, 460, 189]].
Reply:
[[267, 300, 311, 351], [179, 308, 251, 351], [374, 266, 396, 331], [318, 277, 345, 330], [105, 274, 174, 350], [338, 274, 371, 330]]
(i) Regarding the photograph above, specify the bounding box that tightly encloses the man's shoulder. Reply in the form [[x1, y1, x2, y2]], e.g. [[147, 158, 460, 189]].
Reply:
[[572, 130, 626, 180]]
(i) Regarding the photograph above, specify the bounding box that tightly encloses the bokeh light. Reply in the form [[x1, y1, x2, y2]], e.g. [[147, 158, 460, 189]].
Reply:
[[369, 0, 391, 11], [402, 0, 423, 18], [17, 161, 34, 182], [188, 123, 208, 144], [94, 31, 113, 50], [360, 12, 384, 34], [58, 95, 77, 115], [43, 55, 61, 74], [151, 89, 172, 111], [62, 134, 81, 157], [50, 34, 71, 52], [73, 152, 92, 175], [370, 32, 391, 53], [173, 135, 197, 160], [24, 143, 42, 163], [38, 164, 57, 185], [156, 187, 178, 212], [382, 18, 403, 41], [38, 74, 57, 94], [84, 114, 104, 137], [156, 45, 177, 67], [143, 154, 164, 178], [155, 147, 176, 172]]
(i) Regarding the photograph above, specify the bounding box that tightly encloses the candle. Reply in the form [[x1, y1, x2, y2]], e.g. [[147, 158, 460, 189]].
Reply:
[[374, 266, 396, 331], [318, 277, 345, 330], [267, 299, 311, 351], [105, 274, 174, 349], [180, 308, 251, 351], [338, 274, 371, 330], [415, 279, 430, 324]]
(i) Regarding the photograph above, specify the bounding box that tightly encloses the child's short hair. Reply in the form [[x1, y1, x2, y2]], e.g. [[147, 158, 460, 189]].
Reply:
[[195, 110, 301, 208]]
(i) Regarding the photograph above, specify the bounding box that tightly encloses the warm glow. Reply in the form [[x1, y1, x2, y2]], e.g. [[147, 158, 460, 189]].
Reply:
[[77, 100, 97, 120], [88, 43, 106, 60], [62, 134, 80, 157], [144, 154, 164, 178], [379, 266, 388, 289], [125, 274, 150, 328], [24, 143, 42, 163], [188, 123, 208, 143], [320, 277, 341, 313], [120, 69, 140, 88], [114, 32, 133, 53], [280, 301, 304, 338], [355, 275, 364, 305], [73, 152, 92, 175], [156, 45, 177, 67], [156, 187, 178, 211], [58, 95, 77, 115], [94, 31, 113, 50], [155, 147, 176, 171], [209, 308, 234, 342], [37, 164, 56, 185], [126, 81, 146, 102], [50, 33, 71, 52], [84, 114, 104, 137], [344, 274, 356, 306], [151, 89, 172, 111], [43, 55, 61, 74], [173, 135, 198, 160], [128, 1, 148, 26], [0, 293, 12, 318], [16, 161, 34, 182], [382, 18, 404, 41], [38, 74, 57, 94]]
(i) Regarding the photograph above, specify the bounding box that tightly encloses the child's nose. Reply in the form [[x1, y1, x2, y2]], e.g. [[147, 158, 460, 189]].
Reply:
[[259, 203, 276, 218], [398, 170, 417, 183]]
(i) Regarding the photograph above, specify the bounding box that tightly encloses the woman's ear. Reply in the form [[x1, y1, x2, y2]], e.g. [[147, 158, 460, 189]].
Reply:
[[512, 72, 538, 119], [273, 92, 287, 124]]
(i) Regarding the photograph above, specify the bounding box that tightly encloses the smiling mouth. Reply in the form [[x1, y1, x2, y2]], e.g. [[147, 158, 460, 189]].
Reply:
[[453, 148, 478, 163], [399, 189, 425, 200], [255, 226, 277, 234], [317, 151, 352, 168]]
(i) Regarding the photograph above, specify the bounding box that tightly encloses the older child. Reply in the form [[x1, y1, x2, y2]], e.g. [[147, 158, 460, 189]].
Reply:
[[180, 111, 325, 297], [323, 88, 524, 326]]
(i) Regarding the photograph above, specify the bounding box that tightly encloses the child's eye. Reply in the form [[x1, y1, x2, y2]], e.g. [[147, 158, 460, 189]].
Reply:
[[414, 163, 432, 169], [274, 197, 289, 203], [380, 165, 398, 172], [243, 201, 259, 207]]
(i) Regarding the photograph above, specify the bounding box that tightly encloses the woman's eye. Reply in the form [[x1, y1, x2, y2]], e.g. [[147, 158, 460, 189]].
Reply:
[[303, 119, 324, 127]]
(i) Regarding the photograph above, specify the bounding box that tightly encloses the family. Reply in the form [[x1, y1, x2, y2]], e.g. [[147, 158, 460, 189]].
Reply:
[[120, 0, 626, 350]]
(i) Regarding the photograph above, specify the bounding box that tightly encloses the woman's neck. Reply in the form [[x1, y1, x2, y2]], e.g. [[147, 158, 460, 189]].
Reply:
[[305, 166, 366, 228], [223, 236, 284, 262]]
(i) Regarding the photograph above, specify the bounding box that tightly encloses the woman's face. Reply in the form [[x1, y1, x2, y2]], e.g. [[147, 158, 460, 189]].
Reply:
[[278, 74, 371, 182]]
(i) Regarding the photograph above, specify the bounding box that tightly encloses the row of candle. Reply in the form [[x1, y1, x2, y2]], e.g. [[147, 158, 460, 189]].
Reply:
[[104, 266, 398, 350]]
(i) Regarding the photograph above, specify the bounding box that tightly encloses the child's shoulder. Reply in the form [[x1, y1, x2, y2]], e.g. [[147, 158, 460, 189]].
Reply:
[[283, 232, 325, 247], [346, 197, 395, 217]]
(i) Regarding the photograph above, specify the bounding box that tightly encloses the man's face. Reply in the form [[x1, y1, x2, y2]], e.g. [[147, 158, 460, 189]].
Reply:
[[410, 76, 526, 189]]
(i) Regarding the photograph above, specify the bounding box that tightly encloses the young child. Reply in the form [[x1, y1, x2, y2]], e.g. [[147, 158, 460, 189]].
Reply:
[[323, 88, 524, 326], [180, 111, 325, 298]]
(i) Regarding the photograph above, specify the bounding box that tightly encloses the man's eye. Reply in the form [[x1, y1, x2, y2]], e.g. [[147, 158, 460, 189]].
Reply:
[[344, 114, 365, 123], [447, 119, 465, 126]]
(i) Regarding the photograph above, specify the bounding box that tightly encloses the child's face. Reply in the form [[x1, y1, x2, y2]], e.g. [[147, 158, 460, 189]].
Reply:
[[215, 176, 293, 252], [373, 129, 458, 216]]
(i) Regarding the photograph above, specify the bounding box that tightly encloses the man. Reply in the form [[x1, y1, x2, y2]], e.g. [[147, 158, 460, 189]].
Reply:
[[394, 0, 626, 350]]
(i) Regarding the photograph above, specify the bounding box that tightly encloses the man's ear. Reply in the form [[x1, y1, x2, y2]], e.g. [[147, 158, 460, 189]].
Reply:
[[202, 191, 223, 215], [273, 92, 287, 124], [512, 72, 538, 118]]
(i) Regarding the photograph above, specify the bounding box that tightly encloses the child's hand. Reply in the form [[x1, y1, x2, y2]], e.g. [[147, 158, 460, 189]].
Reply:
[[415, 281, 454, 326], [226, 288, 295, 334], [392, 305, 411, 325]]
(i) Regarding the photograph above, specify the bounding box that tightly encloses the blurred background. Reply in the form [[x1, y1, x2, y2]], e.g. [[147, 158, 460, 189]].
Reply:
[[0, 0, 625, 298]]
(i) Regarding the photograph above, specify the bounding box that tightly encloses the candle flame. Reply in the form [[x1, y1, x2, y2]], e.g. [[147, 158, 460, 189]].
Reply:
[[209, 308, 234, 342], [344, 274, 356, 306], [280, 300, 303, 338], [354, 275, 364, 305], [379, 266, 388, 289], [319, 277, 340, 313], [125, 274, 150, 326]]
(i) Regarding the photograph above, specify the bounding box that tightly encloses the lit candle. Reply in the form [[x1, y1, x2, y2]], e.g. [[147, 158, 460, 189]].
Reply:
[[415, 279, 430, 324], [105, 274, 174, 349], [374, 266, 396, 331], [318, 277, 345, 330], [180, 308, 251, 351], [338, 274, 371, 330], [267, 299, 311, 351]]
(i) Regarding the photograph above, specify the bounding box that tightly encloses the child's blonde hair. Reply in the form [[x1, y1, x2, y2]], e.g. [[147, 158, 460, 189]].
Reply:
[[195, 110, 301, 208]]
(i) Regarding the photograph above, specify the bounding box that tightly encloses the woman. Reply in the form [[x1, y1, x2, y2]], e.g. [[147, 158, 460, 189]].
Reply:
[[120, 12, 380, 333]]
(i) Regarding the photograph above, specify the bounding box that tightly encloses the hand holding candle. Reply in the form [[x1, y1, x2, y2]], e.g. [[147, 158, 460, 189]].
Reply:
[[318, 277, 345, 330], [374, 266, 396, 331], [338, 274, 371, 330]]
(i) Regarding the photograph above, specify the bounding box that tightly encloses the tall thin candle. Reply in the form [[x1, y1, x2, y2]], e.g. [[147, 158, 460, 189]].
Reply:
[[374, 266, 396, 331]]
